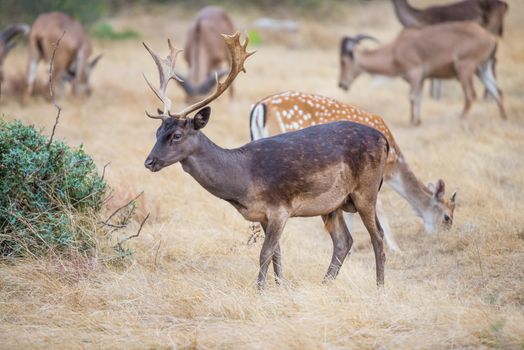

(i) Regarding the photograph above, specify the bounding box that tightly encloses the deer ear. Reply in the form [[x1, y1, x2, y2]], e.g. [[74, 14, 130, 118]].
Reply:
[[88, 54, 102, 71], [434, 179, 446, 200], [193, 106, 211, 130], [450, 191, 457, 204]]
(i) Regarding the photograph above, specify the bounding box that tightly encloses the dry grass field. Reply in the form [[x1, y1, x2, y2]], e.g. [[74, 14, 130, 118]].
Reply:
[[1, 1, 523, 348]]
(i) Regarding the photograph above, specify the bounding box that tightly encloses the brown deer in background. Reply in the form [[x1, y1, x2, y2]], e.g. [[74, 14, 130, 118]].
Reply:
[[25, 12, 101, 99], [338, 25, 506, 125], [174, 6, 236, 102], [392, 0, 508, 35], [0, 24, 29, 86], [250, 91, 457, 251], [142, 34, 390, 289], [391, 0, 508, 99]]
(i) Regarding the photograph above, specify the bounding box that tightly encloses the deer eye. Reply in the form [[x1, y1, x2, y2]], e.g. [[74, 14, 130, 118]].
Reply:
[[444, 214, 451, 223], [171, 133, 182, 143]]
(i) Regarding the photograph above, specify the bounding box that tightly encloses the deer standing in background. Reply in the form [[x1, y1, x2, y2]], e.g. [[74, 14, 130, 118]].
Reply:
[[0, 24, 30, 86], [392, 0, 508, 35], [338, 25, 506, 126], [391, 0, 508, 99], [174, 6, 236, 102], [25, 12, 101, 99], [142, 34, 390, 289], [250, 91, 456, 251]]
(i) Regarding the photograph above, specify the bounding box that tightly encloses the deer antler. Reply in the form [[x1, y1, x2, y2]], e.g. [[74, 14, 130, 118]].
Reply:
[[143, 39, 183, 120], [168, 32, 255, 119]]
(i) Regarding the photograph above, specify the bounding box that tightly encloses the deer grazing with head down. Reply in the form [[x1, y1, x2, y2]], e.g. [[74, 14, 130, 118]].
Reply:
[[392, 0, 508, 36], [173, 6, 236, 102], [250, 91, 457, 251], [143, 33, 390, 289], [25, 12, 101, 99], [391, 0, 509, 99], [338, 23, 506, 126], [0, 24, 30, 86]]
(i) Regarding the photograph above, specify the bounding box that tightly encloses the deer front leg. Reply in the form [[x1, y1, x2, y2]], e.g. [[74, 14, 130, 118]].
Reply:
[[258, 214, 287, 290], [261, 222, 283, 285], [322, 209, 353, 282], [408, 78, 424, 126]]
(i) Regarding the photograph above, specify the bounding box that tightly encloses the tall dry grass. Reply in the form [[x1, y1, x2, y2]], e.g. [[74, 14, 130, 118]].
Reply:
[[0, 1, 523, 348]]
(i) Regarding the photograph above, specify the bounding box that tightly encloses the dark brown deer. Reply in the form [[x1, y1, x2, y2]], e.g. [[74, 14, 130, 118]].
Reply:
[[143, 33, 390, 289], [0, 24, 29, 85], [391, 0, 508, 99], [25, 12, 101, 99], [174, 6, 235, 102], [392, 0, 509, 36], [338, 23, 506, 125]]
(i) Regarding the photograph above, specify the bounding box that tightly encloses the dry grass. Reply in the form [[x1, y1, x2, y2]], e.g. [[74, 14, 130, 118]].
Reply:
[[1, 1, 524, 348]]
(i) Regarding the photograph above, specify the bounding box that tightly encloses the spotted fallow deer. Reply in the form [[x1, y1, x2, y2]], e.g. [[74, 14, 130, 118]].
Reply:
[[338, 24, 506, 126], [0, 24, 30, 86], [173, 6, 235, 102], [25, 12, 102, 99], [142, 33, 390, 289], [250, 91, 456, 251]]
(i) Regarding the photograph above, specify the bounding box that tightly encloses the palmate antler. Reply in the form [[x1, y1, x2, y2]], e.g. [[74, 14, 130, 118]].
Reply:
[[143, 32, 254, 121], [143, 39, 183, 120]]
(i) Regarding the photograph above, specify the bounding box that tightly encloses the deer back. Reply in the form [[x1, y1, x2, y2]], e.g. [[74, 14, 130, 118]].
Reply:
[[251, 92, 401, 166]]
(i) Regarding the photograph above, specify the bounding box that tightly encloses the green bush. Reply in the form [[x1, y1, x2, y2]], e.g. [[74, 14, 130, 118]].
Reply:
[[0, 118, 106, 257], [91, 23, 140, 41]]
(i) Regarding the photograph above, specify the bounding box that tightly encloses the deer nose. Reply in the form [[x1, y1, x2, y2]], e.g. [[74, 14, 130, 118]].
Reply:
[[144, 157, 156, 170]]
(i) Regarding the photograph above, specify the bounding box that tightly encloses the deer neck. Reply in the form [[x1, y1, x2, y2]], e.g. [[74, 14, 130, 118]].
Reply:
[[391, 0, 425, 27], [180, 132, 249, 204], [386, 159, 434, 219], [356, 47, 399, 77]]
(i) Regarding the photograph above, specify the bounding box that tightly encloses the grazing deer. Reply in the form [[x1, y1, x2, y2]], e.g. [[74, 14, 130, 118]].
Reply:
[[391, 0, 508, 100], [392, 0, 508, 36], [143, 34, 390, 289], [174, 6, 235, 102], [250, 91, 457, 251], [338, 24, 506, 126], [0, 24, 29, 85], [25, 12, 101, 99]]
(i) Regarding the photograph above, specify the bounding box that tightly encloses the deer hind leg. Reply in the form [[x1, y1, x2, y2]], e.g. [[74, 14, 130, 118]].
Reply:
[[352, 190, 385, 286], [25, 39, 40, 99], [257, 213, 287, 290], [322, 209, 353, 282], [455, 62, 477, 118], [376, 197, 400, 252], [477, 60, 507, 119]]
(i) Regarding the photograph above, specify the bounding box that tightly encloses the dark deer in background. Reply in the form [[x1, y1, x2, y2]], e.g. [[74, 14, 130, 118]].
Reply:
[[338, 24, 506, 125], [25, 12, 101, 99], [391, 0, 508, 99], [174, 6, 235, 102], [0, 24, 29, 86], [392, 0, 508, 35], [143, 33, 390, 290]]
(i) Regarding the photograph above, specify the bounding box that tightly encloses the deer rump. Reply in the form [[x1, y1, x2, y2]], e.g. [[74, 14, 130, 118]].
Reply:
[[177, 7, 235, 97]]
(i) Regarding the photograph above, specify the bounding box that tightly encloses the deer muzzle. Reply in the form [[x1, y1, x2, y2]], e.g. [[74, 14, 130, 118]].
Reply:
[[144, 156, 162, 172]]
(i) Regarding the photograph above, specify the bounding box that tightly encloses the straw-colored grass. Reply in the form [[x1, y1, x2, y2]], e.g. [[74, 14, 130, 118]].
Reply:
[[0, 1, 523, 348]]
